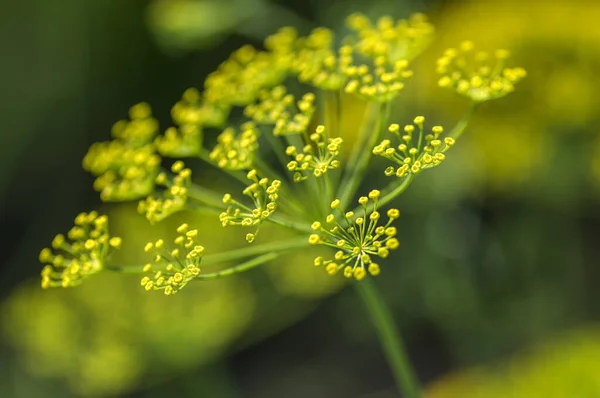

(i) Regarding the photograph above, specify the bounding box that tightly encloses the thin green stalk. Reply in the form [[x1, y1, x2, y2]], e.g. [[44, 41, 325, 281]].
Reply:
[[267, 214, 312, 234], [337, 101, 391, 210], [105, 237, 308, 274], [355, 278, 421, 398], [202, 236, 307, 264], [449, 102, 478, 140], [188, 183, 228, 209], [195, 252, 279, 280], [198, 149, 248, 184]]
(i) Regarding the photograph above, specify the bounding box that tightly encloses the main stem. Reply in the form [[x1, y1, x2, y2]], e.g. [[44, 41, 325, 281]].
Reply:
[[355, 278, 421, 398]]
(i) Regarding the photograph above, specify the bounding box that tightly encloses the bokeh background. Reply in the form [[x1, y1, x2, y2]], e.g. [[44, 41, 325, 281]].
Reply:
[[2, 0, 600, 397]]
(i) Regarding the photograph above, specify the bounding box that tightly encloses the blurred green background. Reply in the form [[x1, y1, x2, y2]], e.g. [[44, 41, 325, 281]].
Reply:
[[1, 0, 600, 397]]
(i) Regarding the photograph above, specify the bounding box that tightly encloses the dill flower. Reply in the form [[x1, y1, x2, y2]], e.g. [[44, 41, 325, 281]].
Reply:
[[39, 212, 122, 288], [436, 41, 527, 102], [344, 58, 413, 102], [220, 170, 281, 243], [293, 28, 354, 91], [285, 125, 342, 181], [204, 45, 289, 107], [309, 191, 400, 280], [82, 103, 161, 202], [137, 160, 191, 224], [171, 87, 229, 128], [155, 124, 202, 158], [346, 13, 435, 64], [140, 223, 202, 295], [244, 86, 315, 136], [209, 122, 259, 170], [373, 116, 455, 178]]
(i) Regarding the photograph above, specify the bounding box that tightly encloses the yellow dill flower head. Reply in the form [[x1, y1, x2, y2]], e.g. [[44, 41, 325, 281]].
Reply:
[[140, 223, 202, 295], [374, 116, 454, 178], [285, 125, 342, 181], [209, 122, 259, 170], [171, 87, 229, 128], [155, 124, 202, 158], [437, 41, 527, 102], [310, 193, 400, 280], [39, 212, 122, 288], [138, 160, 191, 224], [82, 103, 161, 202], [219, 170, 281, 242], [346, 13, 434, 64], [344, 58, 413, 103], [204, 45, 289, 107], [244, 85, 316, 136], [293, 28, 354, 91], [110, 102, 159, 147]]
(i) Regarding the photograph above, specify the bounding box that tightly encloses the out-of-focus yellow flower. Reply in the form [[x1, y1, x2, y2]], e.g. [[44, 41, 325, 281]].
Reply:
[[416, 0, 600, 191], [426, 326, 600, 398]]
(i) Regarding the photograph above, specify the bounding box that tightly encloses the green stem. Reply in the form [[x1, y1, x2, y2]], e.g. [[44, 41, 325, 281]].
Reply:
[[202, 236, 307, 265], [338, 101, 390, 210], [449, 102, 478, 140], [355, 278, 421, 398], [267, 214, 312, 234], [198, 149, 248, 185], [105, 237, 307, 274], [187, 183, 227, 209], [195, 252, 279, 280]]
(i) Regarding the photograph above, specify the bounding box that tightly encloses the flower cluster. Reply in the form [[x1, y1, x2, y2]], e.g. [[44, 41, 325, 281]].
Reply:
[[39, 212, 122, 288], [40, 11, 526, 294], [138, 161, 191, 224], [285, 125, 342, 181], [346, 13, 434, 63], [220, 170, 281, 243], [437, 41, 527, 102], [374, 116, 455, 178], [344, 59, 413, 102], [209, 122, 259, 170], [141, 223, 203, 295], [244, 86, 316, 136], [82, 103, 161, 201], [309, 191, 400, 280], [171, 87, 228, 128]]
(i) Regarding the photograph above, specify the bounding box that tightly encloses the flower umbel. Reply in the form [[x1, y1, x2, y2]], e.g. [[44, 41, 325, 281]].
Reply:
[[39, 212, 122, 288], [140, 223, 203, 295], [82, 103, 161, 202], [209, 122, 259, 170], [220, 170, 281, 242], [374, 116, 455, 178], [244, 86, 316, 137], [309, 191, 400, 280], [138, 161, 191, 224], [437, 41, 527, 102], [285, 125, 342, 181]]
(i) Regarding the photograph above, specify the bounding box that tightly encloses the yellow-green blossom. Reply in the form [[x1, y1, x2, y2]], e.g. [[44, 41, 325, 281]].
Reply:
[[285, 125, 342, 181], [220, 170, 281, 243], [39, 212, 122, 288], [140, 223, 202, 295], [204, 45, 289, 107], [82, 103, 161, 201], [346, 13, 434, 64], [437, 41, 527, 102], [309, 191, 400, 280], [209, 122, 259, 170], [138, 161, 191, 224], [155, 124, 202, 158], [244, 86, 316, 136], [171, 87, 229, 128], [293, 28, 354, 91], [344, 58, 413, 102], [373, 116, 455, 178]]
